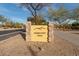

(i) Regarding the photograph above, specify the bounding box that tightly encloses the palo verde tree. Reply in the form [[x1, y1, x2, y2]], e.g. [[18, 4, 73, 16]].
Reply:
[[48, 4, 70, 24], [19, 3, 49, 25], [71, 6, 79, 21], [0, 15, 8, 24]]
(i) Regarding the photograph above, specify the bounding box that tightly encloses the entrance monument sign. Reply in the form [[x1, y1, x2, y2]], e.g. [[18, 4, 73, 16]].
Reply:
[[26, 21, 54, 42], [31, 25, 48, 42]]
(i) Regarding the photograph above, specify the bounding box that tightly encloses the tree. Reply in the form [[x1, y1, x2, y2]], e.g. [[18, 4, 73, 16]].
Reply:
[[72, 7, 79, 20], [48, 4, 69, 24], [27, 15, 48, 25], [14, 22, 23, 28], [20, 3, 49, 25], [3, 21, 14, 28], [0, 15, 8, 24], [0, 15, 9, 28]]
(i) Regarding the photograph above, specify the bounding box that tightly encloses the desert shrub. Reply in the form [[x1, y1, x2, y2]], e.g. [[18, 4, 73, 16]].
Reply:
[[27, 16, 48, 25]]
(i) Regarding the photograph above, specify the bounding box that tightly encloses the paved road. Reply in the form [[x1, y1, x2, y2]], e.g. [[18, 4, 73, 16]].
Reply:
[[0, 29, 25, 41], [0, 29, 24, 35], [54, 30, 79, 46]]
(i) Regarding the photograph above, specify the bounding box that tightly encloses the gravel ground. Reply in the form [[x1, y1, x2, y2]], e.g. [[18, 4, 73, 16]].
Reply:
[[0, 34, 31, 56], [0, 34, 79, 56]]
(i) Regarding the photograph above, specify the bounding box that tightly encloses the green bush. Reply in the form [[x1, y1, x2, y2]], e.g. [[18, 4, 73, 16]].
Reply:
[[71, 22, 79, 30], [27, 16, 48, 25]]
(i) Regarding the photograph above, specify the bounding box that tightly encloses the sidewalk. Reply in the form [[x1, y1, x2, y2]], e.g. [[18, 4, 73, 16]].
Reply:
[[54, 30, 79, 46], [0, 28, 23, 31]]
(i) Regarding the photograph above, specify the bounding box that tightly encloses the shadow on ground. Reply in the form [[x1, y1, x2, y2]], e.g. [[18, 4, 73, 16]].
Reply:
[[20, 32, 26, 40]]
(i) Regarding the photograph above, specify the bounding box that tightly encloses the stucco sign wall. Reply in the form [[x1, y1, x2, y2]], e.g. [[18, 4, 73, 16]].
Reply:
[[31, 25, 48, 42]]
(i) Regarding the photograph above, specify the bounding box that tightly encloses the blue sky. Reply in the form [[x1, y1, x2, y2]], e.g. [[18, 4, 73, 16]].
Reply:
[[0, 3, 79, 23], [0, 3, 31, 23]]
